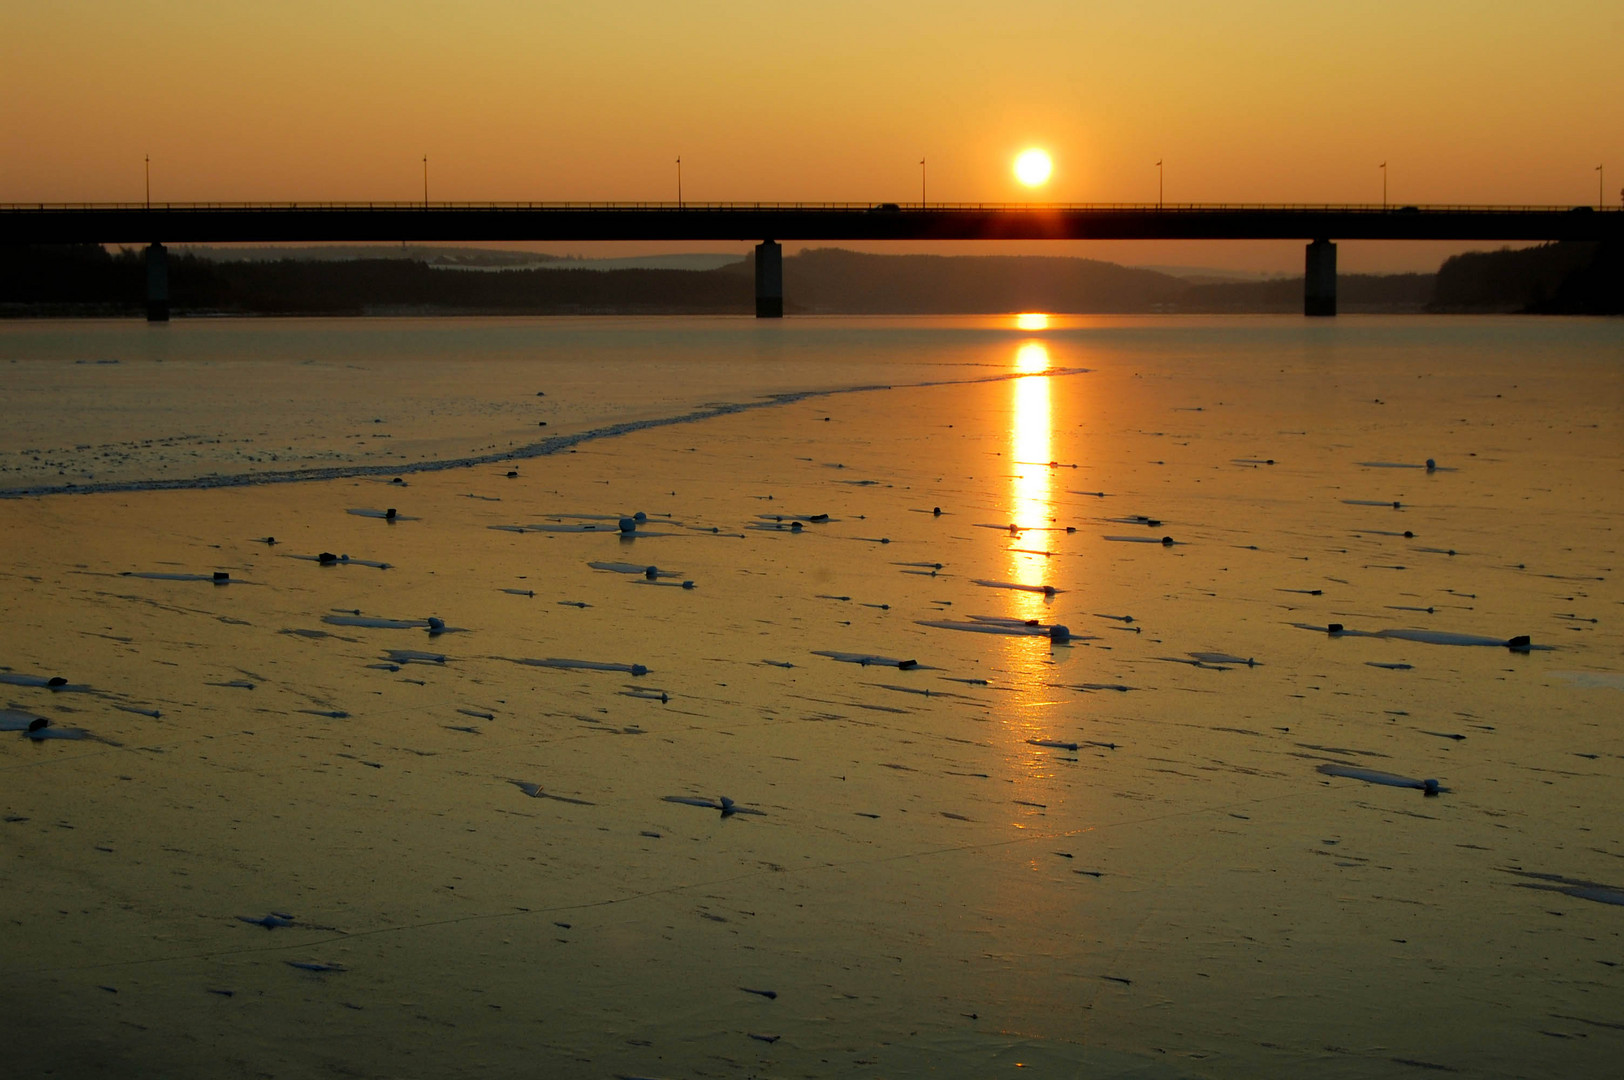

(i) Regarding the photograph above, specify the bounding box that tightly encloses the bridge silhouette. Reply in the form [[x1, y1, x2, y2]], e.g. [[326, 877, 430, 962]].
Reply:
[[4, 201, 1617, 320]]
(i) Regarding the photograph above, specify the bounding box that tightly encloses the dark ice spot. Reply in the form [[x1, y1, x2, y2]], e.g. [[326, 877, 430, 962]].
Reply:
[[813, 650, 933, 670], [330, 613, 459, 632], [1317, 763, 1445, 794], [385, 649, 446, 665], [508, 657, 649, 676], [971, 579, 1061, 595], [123, 571, 250, 584], [664, 795, 766, 817], [284, 961, 347, 973], [237, 913, 297, 929], [917, 616, 1091, 641], [1188, 652, 1258, 667], [1499, 868, 1624, 907], [508, 780, 595, 805]]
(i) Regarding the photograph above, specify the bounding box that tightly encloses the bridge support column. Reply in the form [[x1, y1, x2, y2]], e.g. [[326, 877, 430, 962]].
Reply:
[[1304, 239, 1336, 317], [755, 240, 783, 318], [145, 242, 170, 322]]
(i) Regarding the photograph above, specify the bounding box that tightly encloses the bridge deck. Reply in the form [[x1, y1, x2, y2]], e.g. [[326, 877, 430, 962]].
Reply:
[[3, 203, 1619, 246]]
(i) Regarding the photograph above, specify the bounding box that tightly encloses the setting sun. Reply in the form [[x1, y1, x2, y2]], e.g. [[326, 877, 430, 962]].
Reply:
[[1014, 149, 1053, 188]]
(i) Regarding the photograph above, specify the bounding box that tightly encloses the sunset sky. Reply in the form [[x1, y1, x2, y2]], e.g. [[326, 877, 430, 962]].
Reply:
[[2, 1, 1619, 271]]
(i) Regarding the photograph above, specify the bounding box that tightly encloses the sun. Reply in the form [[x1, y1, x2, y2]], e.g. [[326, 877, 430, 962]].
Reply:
[[1014, 148, 1052, 188]]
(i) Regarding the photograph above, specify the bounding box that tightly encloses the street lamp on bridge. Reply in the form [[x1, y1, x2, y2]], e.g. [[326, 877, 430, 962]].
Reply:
[[1380, 162, 1387, 209]]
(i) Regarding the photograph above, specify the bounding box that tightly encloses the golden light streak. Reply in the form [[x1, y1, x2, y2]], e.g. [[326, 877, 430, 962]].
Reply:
[[1007, 342, 1053, 629]]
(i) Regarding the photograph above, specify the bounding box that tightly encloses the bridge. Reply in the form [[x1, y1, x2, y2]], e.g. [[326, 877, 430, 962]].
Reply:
[[4, 201, 1618, 319]]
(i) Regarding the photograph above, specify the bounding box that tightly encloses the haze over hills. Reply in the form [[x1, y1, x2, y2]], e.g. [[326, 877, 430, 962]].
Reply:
[[773, 249, 1435, 314], [1, 242, 1616, 317], [174, 245, 746, 272]]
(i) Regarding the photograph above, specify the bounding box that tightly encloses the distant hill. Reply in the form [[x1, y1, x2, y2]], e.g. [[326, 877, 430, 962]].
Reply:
[[176, 244, 565, 267], [1177, 272, 1435, 313], [777, 249, 1186, 313], [1432, 241, 1622, 314], [177, 246, 745, 273], [769, 248, 1431, 314]]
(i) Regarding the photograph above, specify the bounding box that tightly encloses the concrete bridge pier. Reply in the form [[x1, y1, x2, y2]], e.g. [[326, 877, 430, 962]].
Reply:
[[755, 239, 783, 318], [145, 242, 169, 322], [1304, 238, 1336, 317]]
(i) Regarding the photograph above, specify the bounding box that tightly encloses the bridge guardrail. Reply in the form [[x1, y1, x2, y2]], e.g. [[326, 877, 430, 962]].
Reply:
[[2, 201, 1618, 213]]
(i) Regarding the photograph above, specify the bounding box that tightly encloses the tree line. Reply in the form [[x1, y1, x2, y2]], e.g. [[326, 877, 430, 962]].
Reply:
[[1, 242, 1615, 316]]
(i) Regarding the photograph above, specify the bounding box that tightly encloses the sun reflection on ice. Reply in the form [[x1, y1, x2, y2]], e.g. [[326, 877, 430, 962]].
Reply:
[[1003, 341, 1056, 698]]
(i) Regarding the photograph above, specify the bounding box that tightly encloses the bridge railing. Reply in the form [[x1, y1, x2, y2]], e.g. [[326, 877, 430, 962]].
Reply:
[[2, 201, 1617, 213]]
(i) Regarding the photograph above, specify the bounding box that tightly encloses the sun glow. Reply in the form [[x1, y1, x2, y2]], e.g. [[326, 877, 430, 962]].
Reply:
[[1014, 149, 1052, 188], [1015, 312, 1050, 332]]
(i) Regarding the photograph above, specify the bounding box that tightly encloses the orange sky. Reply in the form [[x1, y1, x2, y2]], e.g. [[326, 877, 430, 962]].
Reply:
[[2, 1, 1619, 271]]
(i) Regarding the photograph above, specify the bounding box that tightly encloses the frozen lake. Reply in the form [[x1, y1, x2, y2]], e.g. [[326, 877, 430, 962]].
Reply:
[[1, 313, 1620, 1077]]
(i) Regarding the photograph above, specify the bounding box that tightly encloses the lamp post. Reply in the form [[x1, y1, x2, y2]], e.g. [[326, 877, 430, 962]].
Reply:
[[144, 154, 150, 209], [676, 157, 682, 208], [1598, 164, 1605, 210], [1156, 159, 1163, 208], [422, 155, 428, 208], [920, 157, 926, 208], [1380, 162, 1387, 209]]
